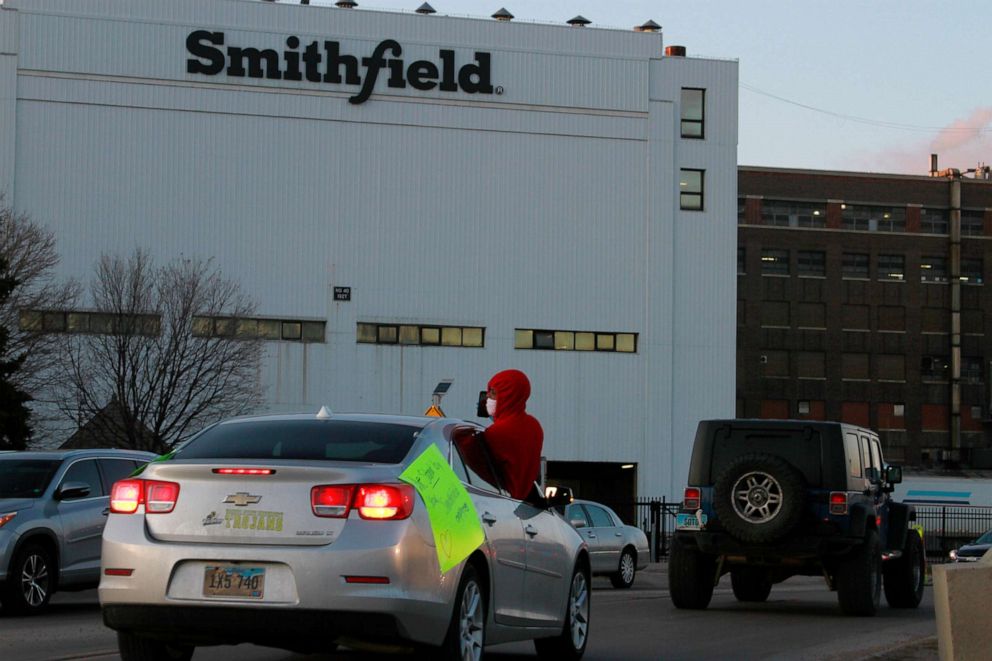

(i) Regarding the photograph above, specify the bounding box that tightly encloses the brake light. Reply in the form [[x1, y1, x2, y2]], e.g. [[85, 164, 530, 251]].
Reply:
[[354, 484, 414, 520], [684, 487, 701, 511], [0, 512, 16, 528], [110, 479, 180, 514], [213, 468, 275, 476], [311, 485, 354, 518], [829, 492, 848, 516]]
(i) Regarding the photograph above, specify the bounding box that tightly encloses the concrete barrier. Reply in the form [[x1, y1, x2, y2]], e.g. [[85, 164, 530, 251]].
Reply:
[[933, 549, 992, 660]]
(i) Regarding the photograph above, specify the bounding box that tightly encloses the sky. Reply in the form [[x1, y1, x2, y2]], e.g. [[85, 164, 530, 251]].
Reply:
[[312, 0, 991, 176]]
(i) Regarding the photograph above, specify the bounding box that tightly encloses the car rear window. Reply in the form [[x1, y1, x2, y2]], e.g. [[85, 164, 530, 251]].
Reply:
[[177, 420, 422, 464], [0, 460, 61, 498]]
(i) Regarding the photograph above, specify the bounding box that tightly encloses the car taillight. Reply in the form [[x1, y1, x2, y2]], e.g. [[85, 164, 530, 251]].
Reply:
[[829, 492, 848, 516], [311, 485, 354, 518], [354, 484, 414, 520], [0, 512, 16, 528], [684, 487, 701, 511], [110, 479, 180, 514]]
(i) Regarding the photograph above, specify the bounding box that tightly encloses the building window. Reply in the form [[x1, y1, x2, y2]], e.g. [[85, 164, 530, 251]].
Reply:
[[737, 247, 746, 274], [680, 88, 705, 138], [842, 204, 905, 232], [960, 258, 984, 284], [357, 323, 484, 348], [515, 328, 637, 353], [194, 316, 324, 342], [921, 355, 949, 381], [737, 198, 746, 224], [761, 249, 789, 275], [920, 255, 948, 283], [961, 209, 985, 236], [920, 208, 949, 234], [797, 250, 825, 277], [877, 354, 905, 381], [894, 403, 905, 417], [962, 356, 984, 383], [798, 401, 810, 415], [842, 253, 869, 279], [877, 254, 905, 281], [761, 200, 826, 228], [679, 169, 704, 211], [20, 309, 161, 336]]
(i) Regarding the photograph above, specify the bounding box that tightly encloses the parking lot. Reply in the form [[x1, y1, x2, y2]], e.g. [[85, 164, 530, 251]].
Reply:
[[0, 563, 937, 661]]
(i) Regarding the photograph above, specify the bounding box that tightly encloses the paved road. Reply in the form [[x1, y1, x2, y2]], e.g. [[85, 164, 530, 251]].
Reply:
[[0, 565, 936, 661]]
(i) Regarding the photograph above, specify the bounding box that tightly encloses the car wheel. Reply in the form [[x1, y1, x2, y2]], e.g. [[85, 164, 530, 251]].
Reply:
[[438, 563, 485, 661], [883, 530, 926, 608], [836, 529, 882, 616], [2, 543, 55, 615], [713, 453, 805, 544], [118, 632, 194, 661], [609, 548, 637, 589], [730, 568, 772, 602], [534, 564, 590, 660], [668, 536, 716, 610]]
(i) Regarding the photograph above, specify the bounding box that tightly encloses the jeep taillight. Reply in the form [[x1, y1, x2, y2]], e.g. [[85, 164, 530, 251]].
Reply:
[[829, 491, 848, 516], [684, 487, 701, 511], [109, 479, 180, 514]]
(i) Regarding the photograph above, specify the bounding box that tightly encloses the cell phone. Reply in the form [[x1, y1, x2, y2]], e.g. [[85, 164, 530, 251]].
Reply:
[[476, 390, 488, 417]]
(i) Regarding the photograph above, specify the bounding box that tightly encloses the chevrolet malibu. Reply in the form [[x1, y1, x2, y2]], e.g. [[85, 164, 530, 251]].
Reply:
[[100, 412, 590, 661]]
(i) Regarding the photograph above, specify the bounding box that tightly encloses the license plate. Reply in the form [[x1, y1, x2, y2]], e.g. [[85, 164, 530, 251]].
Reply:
[[203, 566, 265, 599], [676, 512, 707, 530]]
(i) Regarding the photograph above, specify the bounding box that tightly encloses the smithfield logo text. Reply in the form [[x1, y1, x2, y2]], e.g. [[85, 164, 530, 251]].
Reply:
[[186, 30, 494, 105]]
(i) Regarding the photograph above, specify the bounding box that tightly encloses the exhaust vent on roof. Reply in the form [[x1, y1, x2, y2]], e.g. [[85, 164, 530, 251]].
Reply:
[[336, 0, 357, 8], [567, 16, 591, 27], [415, 2, 436, 14], [635, 20, 661, 33], [492, 8, 514, 21], [665, 45, 687, 57]]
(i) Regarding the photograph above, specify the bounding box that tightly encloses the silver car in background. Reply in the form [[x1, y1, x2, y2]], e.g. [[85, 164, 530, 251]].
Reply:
[[0, 449, 156, 614], [564, 500, 649, 589], [100, 412, 590, 661]]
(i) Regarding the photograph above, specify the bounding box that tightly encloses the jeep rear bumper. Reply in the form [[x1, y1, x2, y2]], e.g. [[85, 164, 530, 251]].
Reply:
[[676, 530, 865, 562]]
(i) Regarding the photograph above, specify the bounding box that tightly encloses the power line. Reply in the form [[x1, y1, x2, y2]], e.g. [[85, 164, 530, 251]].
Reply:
[[740, 83, 992, 134]]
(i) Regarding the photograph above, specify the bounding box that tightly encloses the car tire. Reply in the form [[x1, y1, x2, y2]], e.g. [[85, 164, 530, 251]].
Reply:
[[1, 542, 55, 615], [534, 564, 590, 661], [730, 568, 772, 602], [883, 530, 926, 609], [437, 563, 486, 661], [609, 548, 637, 589], [836, 529, 882, 616], [117, 632, 194, 661], [668, 536, 716, 610], [712, 453, 805, 544]]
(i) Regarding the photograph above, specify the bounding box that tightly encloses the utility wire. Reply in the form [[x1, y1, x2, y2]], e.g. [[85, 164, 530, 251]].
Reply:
[[741, 83, 992, 134]]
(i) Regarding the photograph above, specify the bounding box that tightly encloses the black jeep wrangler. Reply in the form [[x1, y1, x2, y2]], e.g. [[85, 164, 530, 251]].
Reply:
[[669, 419, 925, 616]]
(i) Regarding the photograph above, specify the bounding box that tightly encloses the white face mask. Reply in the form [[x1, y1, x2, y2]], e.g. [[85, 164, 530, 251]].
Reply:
[[486, 398, 498, 418]]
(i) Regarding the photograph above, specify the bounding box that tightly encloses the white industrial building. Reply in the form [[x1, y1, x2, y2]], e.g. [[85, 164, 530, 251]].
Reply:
[[0, 0, 738, 501]]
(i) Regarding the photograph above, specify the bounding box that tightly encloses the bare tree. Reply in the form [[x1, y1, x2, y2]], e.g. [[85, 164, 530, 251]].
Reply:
[[56, 250, 263, 453], [0, 201, 80, 408]]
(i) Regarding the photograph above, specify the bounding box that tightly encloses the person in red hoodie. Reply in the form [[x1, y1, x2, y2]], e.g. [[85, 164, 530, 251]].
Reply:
[[471, 369, 544, 501]]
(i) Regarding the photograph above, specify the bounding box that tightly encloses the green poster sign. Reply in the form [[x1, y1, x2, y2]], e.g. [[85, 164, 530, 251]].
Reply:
[[399, 444, 484, 574]]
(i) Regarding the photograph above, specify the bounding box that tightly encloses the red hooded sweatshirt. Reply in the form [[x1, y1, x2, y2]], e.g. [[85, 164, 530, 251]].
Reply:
[[483, 370, 543, 500]]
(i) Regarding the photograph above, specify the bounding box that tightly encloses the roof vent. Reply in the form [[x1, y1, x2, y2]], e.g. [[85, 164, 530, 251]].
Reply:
[[567, 15, 591, 27], [664, 45, 687, 57], [415, 2, 436, 14], [492, 8, 514, 21], [634, 20, 661, 33], [335, 0, 357, 8], [316, 406, 333, 420]]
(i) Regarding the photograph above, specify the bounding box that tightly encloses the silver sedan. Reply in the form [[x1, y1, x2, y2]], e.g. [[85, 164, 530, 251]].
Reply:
[[99, 412, 590, 661], [564, 500, 649, 588]]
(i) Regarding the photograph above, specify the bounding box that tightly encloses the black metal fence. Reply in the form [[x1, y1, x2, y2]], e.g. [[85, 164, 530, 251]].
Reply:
[[603, 499, 992, 564]]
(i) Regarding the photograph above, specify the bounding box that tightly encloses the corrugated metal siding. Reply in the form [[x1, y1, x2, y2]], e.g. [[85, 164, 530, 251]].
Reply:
[[7, 0, 737, 499]]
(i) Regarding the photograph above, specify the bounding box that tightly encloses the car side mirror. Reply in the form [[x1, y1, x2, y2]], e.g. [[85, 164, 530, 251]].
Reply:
[[546, 486, 573, 511], [476, 390, 488, 418], [570, 518, 587, 529], [56, 481, 92, 500], [885, 465, 903, 484]]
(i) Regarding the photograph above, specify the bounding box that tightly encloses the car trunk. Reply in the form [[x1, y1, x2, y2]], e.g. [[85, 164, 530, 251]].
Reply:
[[139, 461, 396, 546]]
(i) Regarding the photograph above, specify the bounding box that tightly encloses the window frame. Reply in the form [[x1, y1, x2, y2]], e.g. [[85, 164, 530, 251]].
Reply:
[[679, 168, 705, 211], [680, 87, 705, 139]]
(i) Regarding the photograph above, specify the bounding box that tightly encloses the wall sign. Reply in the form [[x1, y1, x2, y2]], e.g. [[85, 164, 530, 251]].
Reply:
[[186, 31, 495, 105], [333, 287, 351, 302]]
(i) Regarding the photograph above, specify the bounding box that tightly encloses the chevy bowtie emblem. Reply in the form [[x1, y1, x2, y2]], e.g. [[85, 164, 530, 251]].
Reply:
[[224, 492, 262, 507]]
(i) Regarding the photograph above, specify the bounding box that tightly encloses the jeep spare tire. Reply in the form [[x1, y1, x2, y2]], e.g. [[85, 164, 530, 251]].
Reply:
[[713, 453, 805, 543]]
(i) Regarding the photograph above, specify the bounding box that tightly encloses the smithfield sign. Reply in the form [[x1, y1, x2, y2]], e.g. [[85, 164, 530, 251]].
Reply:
[[185, 30, 496, 105]]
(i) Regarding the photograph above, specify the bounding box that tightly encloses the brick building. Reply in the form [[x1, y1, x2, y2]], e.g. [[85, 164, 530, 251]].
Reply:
[[737, 164, 992, 468]]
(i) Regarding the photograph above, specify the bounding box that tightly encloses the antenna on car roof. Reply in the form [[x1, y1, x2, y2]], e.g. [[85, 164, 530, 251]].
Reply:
[[316, 406, 333, 419]]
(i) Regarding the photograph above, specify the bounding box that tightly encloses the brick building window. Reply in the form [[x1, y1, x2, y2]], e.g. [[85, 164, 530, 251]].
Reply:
[[738, 247, 746, 274], [797, 250, 825, 276], [960, 258, 984, 284], [680, 88, 705, 138], [921, 208, 949, 234], [738, 199, 747, 224], [842, 253, 869, 279], [679, 169, 704, 210], [842, 204, 905, 232], [962, 356, 984, 383], [961, 209, 985, 236], [797, 352, 825, 378], [920, 256, 948, 282], [877, 403, 907, 430], [842, 353, 870, 380], [761, 249, 789, 275], [761, 200, 826, 228], [876, 354, 905, 381], [921, 404, 949, 431], [921, 355, 949, 381], [877, 255, 905, 281]]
